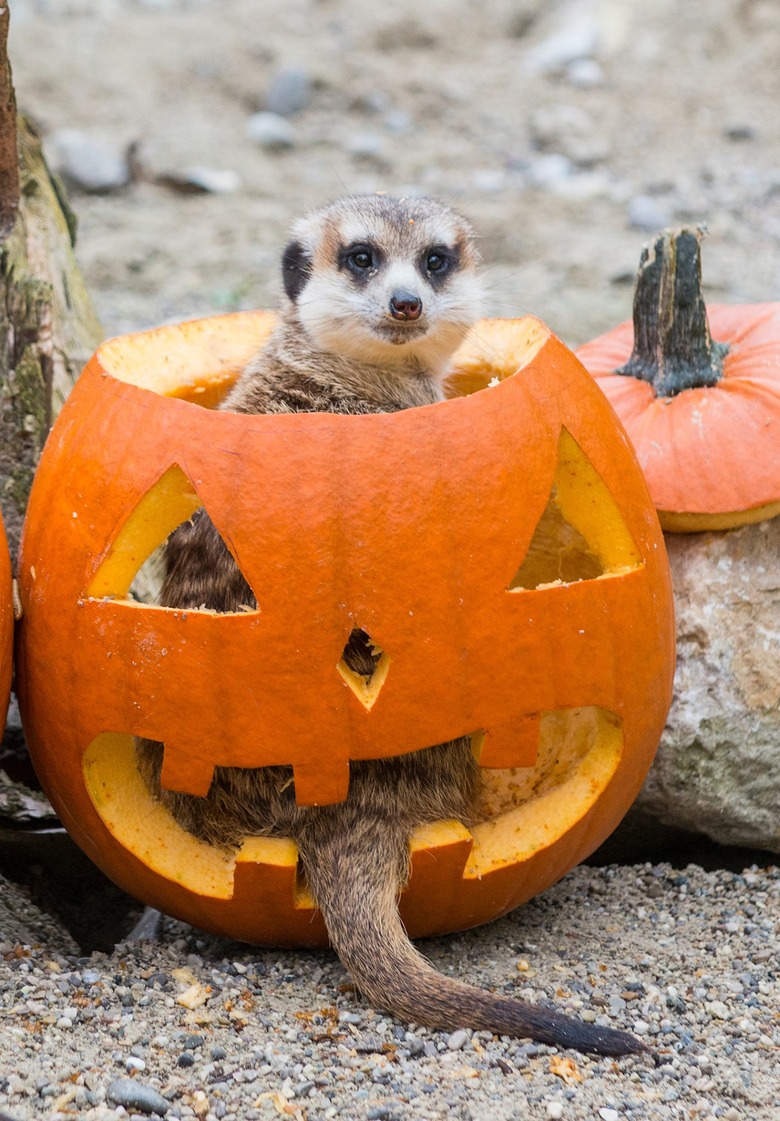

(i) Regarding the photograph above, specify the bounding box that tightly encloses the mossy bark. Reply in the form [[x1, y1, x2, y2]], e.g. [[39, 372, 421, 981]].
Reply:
[[0, 116, 103, 561]]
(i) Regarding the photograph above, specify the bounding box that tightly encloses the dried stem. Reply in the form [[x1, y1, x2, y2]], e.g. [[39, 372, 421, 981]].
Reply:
[[618, 228, 728, 398]]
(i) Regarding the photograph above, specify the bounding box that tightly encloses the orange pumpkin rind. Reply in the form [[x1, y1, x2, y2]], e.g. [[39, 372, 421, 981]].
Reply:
[[0, 513, 12, 733], [16, 313, 675, 945]]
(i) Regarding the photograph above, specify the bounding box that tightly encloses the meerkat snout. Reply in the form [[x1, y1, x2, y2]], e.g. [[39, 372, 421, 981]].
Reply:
[[388, 290, 423, 321]]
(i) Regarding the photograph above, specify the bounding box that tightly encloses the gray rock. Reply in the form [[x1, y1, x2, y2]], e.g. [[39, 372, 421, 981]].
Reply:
[[0, 768, 56, 823], [527, 152, 573, 190], [530, 104, 609, 166], [345, 131, 385, 160], [265, 67, 313, 117], [567, 58, 605, 87], [44, 128, 130, 193], [627, 193, 673, 232], [524, 0, 599, 73], [471, 168, 508, 193], [446, 1028, 469, 1050], [383, 109, 412, 134], [637, 518, 780, 851], [156, 166, 241, 194], [106, 1077, 170, 1115], [246, 112, 297, 150]]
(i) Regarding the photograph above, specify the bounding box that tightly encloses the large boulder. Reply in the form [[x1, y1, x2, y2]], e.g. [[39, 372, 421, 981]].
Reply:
[[636, 517, 780, 851]]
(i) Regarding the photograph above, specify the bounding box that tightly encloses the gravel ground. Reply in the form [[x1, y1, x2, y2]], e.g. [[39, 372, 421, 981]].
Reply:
[[2, 2, 780, 1119], [1, 860, 779, 1121]]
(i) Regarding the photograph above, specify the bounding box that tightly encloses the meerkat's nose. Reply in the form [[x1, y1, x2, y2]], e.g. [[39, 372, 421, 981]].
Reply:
[[389, 292, 423, 321]]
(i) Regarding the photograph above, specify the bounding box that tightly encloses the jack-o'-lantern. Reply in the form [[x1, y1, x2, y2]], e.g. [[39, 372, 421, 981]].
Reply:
[[16, 312, 675, 946], [0, 514, 12, 732]]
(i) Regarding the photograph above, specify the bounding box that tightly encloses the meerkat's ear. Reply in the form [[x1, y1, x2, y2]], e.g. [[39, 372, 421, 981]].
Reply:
[[282, 240, 313, 302]]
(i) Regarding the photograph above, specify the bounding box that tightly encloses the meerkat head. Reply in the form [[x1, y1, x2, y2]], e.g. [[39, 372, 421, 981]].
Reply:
[[279, 194, 484, 377]]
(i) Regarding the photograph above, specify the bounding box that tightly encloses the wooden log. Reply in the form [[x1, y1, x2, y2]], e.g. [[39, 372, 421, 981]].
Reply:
[[1, 119, 104, 560], [1, 8, 103, 791], [0, 4, 103, 560]]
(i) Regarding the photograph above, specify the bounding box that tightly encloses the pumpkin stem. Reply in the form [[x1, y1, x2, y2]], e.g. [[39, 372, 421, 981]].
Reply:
[[617, 227, 729, 397]]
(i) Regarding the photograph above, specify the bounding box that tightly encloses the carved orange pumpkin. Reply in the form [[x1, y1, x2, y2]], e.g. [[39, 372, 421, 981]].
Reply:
[[576, 229, 780, 532], [16, 313, 675, 946], [0, 514, 11, 732]]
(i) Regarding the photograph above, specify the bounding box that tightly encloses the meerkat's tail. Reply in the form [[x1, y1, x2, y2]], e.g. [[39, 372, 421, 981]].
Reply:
[[296, 822, 648, 1058]]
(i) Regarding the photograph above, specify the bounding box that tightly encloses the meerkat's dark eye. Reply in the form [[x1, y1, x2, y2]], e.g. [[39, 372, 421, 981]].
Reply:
[[423, 247, 457, 282], [341, 244, 378, 277]]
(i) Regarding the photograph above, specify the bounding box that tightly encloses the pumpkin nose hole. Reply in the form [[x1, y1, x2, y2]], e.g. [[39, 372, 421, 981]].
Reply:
[[389, 292, 422, 321], [337, 627, 391, 710]]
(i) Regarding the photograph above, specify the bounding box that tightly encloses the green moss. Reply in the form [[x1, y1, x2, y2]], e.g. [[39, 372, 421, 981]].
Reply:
[[12, 346, 47, 436]]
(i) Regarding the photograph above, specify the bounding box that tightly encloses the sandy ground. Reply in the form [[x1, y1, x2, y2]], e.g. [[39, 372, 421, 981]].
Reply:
[[2, 1, 780, 1118], [8, 0, 780, 345]]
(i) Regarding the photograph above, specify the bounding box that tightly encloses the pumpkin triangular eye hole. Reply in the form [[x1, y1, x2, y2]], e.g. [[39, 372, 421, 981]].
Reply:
[[85, 463, 257, 613], [337, 627, 391, 710], [508, 429, 643, 591]]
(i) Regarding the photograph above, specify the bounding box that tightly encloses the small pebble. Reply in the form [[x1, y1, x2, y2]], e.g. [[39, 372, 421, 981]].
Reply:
[[566, 58, 604, 87], [383, 109, 411, 133], [265, 67, 313, 117], [598, 1110, 620, 1121], [446, 1028, 469, 1050], [106, 1078, 170, 1116], [246, 111, 297, 150], [157, 167, 241, 195], [44, 128, 130, 193], [528, 153, 573, 189], [345, 131, 385, 160], [338, 1011, 362, 1024], [525, 9, 599, 73], [547, 1102, 564, 1119], [725, 124, 755, 141], [627, 194, 672, 232]]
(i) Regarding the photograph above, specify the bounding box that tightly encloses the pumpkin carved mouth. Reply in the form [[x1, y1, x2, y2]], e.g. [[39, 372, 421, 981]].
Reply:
[[82, 703, 623, 939]]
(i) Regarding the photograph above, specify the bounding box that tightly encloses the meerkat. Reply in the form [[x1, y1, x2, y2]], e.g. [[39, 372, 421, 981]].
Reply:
[[136, 194, 645, 1057]]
